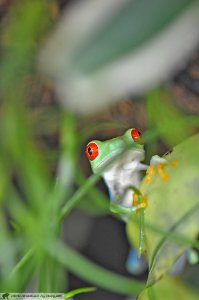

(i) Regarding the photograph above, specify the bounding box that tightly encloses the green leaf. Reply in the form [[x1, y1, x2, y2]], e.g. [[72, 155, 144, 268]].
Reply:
[[76, 171, 109, 215], [64, 287, 96, 299], [127, 134, 199, 286], [146, 88, 191, 147], [48, 111, 78, 215], [0, 0, 50, 87], [39, 255, 67, 292], [138, 276, 199, 300], [48, 240, 144, 295], [71, 0, 195, 72], [1, 243, 36, 291], [59, 173, 101, 220]]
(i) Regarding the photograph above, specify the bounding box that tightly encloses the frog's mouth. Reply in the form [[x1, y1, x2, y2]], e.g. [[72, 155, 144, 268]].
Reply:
[[94, 145, 144, 174]]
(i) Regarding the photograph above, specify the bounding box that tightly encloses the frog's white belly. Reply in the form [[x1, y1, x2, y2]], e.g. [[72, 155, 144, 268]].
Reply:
[[102, 150, 147, 207]]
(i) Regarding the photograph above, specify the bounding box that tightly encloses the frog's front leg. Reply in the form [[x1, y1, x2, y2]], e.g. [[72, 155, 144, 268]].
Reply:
[[146, 154, 178, 185], [110, 199, 146, 216]]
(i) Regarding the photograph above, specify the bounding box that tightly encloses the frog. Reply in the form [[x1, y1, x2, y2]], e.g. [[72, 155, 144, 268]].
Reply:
[[85, 128, 148, 209], [85, 128, 151, 273]]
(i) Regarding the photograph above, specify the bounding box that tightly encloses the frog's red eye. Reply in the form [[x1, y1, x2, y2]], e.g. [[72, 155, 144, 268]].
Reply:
[[85, 142, 99, 160], [131, 129, 142, 142]]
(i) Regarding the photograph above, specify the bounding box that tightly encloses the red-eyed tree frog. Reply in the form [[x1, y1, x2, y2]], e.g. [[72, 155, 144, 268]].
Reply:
[[85, 128, 148, 208], [85, 128, 149, 273]]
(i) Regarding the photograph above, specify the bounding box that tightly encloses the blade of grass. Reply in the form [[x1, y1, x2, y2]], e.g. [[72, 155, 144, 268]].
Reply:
[[48, 111, 77, 215], [38, 255, 67, 292], [59, 173, 101, 220], [75, 170, 109, 215], [1, 243, 36, 291], [48, 240, 144, 295], [9, 247, 35, 278], [64, 287, 96, 299]]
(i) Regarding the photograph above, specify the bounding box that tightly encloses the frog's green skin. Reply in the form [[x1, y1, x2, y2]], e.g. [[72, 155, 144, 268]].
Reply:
[[87, 128, 148, 207]]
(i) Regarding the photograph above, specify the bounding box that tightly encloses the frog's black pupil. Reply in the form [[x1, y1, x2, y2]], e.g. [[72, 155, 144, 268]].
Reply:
[[88, 147, 92, 156], [138, 131, 141, 136]]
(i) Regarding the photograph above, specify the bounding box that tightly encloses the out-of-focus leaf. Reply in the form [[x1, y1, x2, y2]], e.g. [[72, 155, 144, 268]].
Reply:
[[0, 0, 51, 211], [48, 240, 144, 295], [40, 0, 199, 114], [49, 112, 77, 214], [3, 246, 36, 292], [39, 256, 67, 292], [59, 173, 101, 220], [0, 0, 50, 87], [2, 105, 51, 210], [72, 0, 196, 72], [146, 88, 192, 147], [0, 156, 10, 204], [127, 134, 199, 286], [76, 171, 109, 215], [138, 276, 199, 300]]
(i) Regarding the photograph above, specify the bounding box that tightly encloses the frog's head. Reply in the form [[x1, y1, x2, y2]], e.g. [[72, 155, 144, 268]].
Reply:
[[85, 128, 144, 174]]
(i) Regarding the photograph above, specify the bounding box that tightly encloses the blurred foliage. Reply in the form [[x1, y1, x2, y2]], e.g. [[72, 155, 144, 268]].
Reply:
[[0, 0, 198, 299], [71, 0, 196, 73], [40, 0, 199, 115], [0, 0, 144, 295]]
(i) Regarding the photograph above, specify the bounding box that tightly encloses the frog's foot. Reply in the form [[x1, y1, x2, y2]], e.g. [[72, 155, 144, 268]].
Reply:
[[146, 157, 178, 185], [157, 162, 170, 181], [132, 192, 148, 211], [145, 164, 156, 184]]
